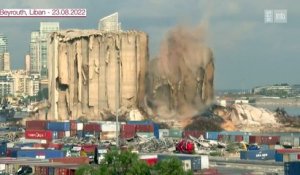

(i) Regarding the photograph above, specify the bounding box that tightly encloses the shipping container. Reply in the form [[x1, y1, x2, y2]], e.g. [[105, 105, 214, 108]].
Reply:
[[101, 124, 119, 132], [120, 132, 135, 139], [168, 129, 183, 138], [183, 131, 204, 139], [260, 136, 280, 145], [48, 143, 63, 150], [280, 136, 300, 147], [120, 124, 136, 132], [240, 150, 275, 160], [284, 161, 300, 175], [205, 132, 219, 140], [52, 131, 58, 140], [69, 120, 77, 130], [249, 136, 261, 144], [277, 152, 300, 162], [55, 168, 75, 175], [136, 132, 154, 138], [235, 135, 244, 142], [26, 120, 48, 130], [136, 125, 154, 132], [17, 149, 65, 159], [139, 154, 158, 166], [25, 130, 53, 141], [159, 129, 170, 138], [100, 132, 117, 140], [58, 131, 65, 139], [77, 123, 83, 130], [0, 142, 7, 157], [77, 131, 83, 138], [47, 122, 70, 131], [157, 154, 209, 171], [50, 157, 89, 164], [70, 130, 77, 137], [127, 120, 159, 139], [83, 123, 101, 132], [35, 166, 49, 175]]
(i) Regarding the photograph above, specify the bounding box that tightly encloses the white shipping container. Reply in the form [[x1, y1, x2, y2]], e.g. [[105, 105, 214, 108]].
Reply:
[[100, 132, 117, 140], [200, 155, 209, 169], [65, 131, 71, 137], [0, 164, 5, 171], [182, 160, 192, 171], [101, 124, 120, 132], [159, 129, 170, 138], [77, 123, 83, 130], [6, 143, 14, 148]]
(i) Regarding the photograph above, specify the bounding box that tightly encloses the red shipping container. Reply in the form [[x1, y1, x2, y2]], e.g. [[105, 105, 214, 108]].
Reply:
[[121, 124, 136, 132], [70, 120, 77, 131], [249, 136, 261, 144], [55, 168, 75, 175], [35, 166, 49, 175], [83, 123, 101, 132], [58, 131, 65, 139], [235, 135, 244, 142], [217, 135, 224, 141], [70, 130, 77, 137], [276, 149, 300, 154], [183, 131, 204, 138], [81, 145, 97, 153], [120, 132, 136, 139], [25, 130, 52, 140], [48, 143, 63, 150], [261, 136, 280, 145], [50, 157, 89, 164], [26, 120, 48, 130], [136, 125, 154, 132]]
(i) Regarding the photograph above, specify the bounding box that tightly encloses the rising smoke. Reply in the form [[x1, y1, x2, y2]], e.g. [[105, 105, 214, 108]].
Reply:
[[146, 24, 214, 119]]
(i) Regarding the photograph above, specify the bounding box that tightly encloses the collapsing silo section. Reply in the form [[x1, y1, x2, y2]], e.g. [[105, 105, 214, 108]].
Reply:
[[146, 26, 214, 118], [48, 30, 148, 120]]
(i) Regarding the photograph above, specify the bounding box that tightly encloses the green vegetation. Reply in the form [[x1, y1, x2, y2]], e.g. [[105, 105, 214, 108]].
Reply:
[[76, 149, 192, 175]]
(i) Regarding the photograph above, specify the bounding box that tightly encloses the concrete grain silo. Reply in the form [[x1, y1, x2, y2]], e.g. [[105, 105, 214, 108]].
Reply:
[[47, 30, 148, 120]]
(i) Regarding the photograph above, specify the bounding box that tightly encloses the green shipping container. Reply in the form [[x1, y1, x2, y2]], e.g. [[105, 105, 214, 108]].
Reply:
[[168, 129, 183, 138]]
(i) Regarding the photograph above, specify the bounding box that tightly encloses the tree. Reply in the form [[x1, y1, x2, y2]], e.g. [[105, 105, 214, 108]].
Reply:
[[76, 149, 151, 175], [153, 157, 192, 175]]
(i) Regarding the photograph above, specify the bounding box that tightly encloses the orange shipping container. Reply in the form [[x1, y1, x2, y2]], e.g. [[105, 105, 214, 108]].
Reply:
[[50, 157, 89, 164]]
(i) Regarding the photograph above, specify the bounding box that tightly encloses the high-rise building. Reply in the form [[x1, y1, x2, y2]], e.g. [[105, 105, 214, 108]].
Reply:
[[40, 22, 59, 78], [0, 34, 8, 55], [30, 22, 59, 77], [98, 12, 121, 32], [3, 52, 10, 71], [0, 72, 13, 97], [0, 52, 10, 72], [30, 31, 40, 74], [25, 54, 30, 73]]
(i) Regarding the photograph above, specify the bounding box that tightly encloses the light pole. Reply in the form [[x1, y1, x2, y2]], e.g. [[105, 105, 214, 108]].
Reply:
[[115, 50, 120, 148]]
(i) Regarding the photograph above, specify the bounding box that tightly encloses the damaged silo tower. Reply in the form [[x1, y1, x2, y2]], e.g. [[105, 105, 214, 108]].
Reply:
[[48, 30, 148, 120]]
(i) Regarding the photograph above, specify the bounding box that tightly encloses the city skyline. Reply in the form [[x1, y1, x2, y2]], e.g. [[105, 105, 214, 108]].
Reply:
[[0, 0, 299, 90]]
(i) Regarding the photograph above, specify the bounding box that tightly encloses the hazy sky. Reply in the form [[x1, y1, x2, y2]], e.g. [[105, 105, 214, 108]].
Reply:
[[0, 0, 299, 90]]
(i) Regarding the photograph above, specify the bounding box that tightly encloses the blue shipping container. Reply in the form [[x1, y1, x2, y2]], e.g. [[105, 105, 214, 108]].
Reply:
[[205, 132, 219, 140], [77, 130, 83, 138], [284, 161, 300, 175], [127, 120, 159, 139], [47, 122, 70, 131], [275, 152, 283, 162], [0, 142, 7, 157], [17, 149, 65, 159], [240, 150, 275, 160], [157, 154, 203, 171]]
